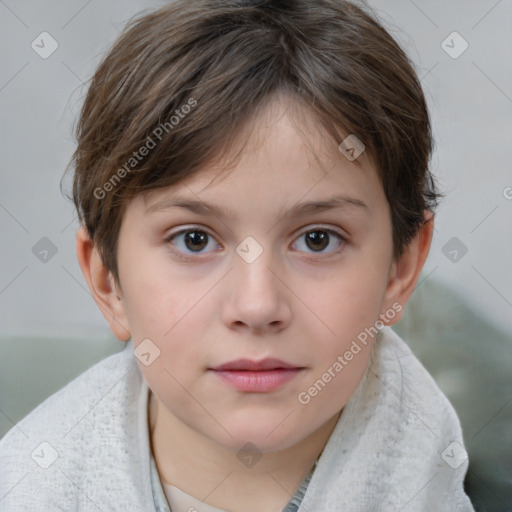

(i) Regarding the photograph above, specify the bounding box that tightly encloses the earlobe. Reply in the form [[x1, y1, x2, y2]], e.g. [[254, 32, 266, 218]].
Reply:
[[75, 226, 131, 341], [381, 212, 434, 326]]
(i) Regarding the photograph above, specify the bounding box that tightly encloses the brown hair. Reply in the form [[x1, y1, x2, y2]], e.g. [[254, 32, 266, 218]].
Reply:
[[63, 0, 439, 289]]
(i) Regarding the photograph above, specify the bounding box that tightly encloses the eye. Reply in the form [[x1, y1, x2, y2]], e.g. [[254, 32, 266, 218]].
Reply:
[[165, 228, 220, 259], [292, 228, 346, 256], [165, 226, 347, 262]]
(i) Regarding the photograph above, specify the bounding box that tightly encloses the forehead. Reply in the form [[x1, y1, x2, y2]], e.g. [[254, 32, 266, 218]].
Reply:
[[137, 95, 384, 220]]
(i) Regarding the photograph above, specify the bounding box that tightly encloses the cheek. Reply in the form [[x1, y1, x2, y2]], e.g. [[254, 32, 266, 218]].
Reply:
[[118, 247, 219, 375], [302, 262, 387, 399], [300, 289, 380, 412], [119, 249, 187, 336], [296, 329, 376, 422], [123, 285, 177, 340], [314, 266, 387, 338]]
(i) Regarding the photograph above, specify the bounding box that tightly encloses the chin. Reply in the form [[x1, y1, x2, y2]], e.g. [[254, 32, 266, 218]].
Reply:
[[212, 415, 306, 453]]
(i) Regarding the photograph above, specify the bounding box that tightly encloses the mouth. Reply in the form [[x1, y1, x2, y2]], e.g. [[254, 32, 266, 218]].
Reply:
[[210, 357, 302, 372], [209, 358, 306, 392]]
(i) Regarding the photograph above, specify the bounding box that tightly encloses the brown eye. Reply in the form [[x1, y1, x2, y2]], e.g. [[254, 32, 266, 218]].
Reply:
[[183, 230, 208, 252], [165, 228, 219, 257], [304, 230, 329, 252], [292, 228, 345, 255]]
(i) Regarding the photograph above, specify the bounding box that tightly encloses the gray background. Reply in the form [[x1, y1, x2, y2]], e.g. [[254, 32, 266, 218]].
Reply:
[[0, 0, 511, 338], [0, 1, 511, 510]]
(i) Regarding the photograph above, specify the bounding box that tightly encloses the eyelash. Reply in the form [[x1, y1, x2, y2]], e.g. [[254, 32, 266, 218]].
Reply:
[[164, 226, 348, 262]]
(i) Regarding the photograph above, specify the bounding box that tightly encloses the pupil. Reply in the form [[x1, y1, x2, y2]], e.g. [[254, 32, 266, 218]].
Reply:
[[185, 231, 208, 251], [306, 231, 328, 251]]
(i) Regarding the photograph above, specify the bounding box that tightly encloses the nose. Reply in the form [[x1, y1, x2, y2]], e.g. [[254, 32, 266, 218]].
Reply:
[[220, 249, 292, 335]]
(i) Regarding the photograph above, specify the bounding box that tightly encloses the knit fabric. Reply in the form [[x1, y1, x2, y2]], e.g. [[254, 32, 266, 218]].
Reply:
[[0, 327, 474, 511]]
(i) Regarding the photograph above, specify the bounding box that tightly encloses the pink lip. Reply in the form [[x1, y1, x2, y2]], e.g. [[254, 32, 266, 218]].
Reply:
[[211, 357, 300, 371], [209, 358, 305, 392], [210, 368, 304, 392]]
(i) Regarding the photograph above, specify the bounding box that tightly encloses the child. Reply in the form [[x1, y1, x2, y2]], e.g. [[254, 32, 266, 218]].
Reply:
[[0, 0, 475, 510]]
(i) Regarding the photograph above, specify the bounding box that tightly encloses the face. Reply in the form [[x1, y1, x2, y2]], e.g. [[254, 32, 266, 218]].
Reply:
[[114, 95, 397, 453]]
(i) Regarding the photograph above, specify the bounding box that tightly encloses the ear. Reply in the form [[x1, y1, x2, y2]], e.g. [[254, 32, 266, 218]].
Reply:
[[381, 211, 434, 326], [75, 226, 131, 341]]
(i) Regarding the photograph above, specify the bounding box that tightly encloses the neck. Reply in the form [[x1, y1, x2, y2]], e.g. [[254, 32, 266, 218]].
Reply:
[[148, 391, 340, 512]]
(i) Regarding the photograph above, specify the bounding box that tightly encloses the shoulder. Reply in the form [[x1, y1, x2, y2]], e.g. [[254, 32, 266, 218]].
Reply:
[[368, 327, 473, 509], [306, 327, 474, 511], [0, 341, 154, 511], [0, 342, 133, 445], [374, 326, 460, 427]]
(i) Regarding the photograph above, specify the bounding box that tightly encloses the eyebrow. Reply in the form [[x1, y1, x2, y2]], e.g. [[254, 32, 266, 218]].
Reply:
[[146, 193, 370, 219]]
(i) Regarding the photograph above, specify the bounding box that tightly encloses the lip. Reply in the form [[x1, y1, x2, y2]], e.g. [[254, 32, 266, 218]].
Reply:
[[210, 358, 301, 371], [209, 358, 306, 392], [210, 368, 304, 392]]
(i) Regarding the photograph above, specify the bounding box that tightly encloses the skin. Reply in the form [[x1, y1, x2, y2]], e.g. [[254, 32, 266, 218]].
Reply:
[[76, 94, 433, 512]]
